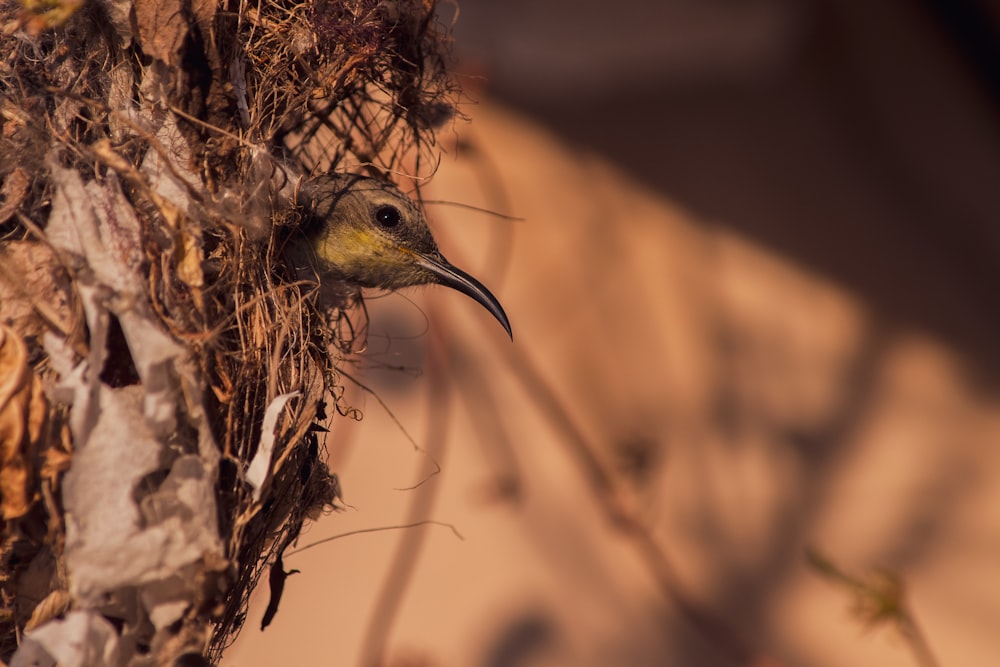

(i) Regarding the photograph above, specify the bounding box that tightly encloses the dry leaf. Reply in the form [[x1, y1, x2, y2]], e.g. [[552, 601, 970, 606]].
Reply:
[[13, 610, 120, 667], [246, 392, 299, 502], [0, 241, 70, 343], [24, 590, 71, 632], [0, 326, 45, 520], [133, 0, 188, 67], [0, 166, 29, 225]]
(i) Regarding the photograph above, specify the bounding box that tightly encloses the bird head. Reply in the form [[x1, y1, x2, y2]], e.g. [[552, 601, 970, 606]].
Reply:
[[293, 173, 512, 338]]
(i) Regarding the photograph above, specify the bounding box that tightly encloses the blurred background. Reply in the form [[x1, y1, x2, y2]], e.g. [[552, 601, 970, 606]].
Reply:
[[226, 1, 1000, 665]]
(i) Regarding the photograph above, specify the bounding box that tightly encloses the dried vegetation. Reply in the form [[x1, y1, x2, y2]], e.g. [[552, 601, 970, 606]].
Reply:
[[0, 0, 458, 662]]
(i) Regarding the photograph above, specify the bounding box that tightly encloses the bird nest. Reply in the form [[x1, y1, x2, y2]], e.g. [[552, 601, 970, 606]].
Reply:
[[0, 0, 458, 662]]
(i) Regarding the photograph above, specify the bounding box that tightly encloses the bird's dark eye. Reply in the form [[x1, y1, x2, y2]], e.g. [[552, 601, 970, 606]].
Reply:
[[374, 205, 401, 229]]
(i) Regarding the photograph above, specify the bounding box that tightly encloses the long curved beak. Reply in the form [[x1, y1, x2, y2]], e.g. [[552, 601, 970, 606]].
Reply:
[[416, 254, 513, 340]]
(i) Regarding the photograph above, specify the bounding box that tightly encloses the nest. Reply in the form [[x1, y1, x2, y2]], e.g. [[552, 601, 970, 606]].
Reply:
[[0, 0, 458, 662]]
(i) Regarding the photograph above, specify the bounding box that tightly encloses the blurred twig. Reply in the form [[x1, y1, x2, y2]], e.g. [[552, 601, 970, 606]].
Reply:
[[462, 312, 760, 667], [452, 136, 518, 288], [358, 320, 453, 667], [806, 549, 941, 667], [450, 343, 523, 503]]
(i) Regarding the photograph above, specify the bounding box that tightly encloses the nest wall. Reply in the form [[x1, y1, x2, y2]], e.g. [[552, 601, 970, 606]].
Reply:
[[0, 0, 458, 662]]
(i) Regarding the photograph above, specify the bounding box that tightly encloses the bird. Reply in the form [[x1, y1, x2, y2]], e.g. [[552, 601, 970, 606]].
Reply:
[[288, 172, 512, 339]]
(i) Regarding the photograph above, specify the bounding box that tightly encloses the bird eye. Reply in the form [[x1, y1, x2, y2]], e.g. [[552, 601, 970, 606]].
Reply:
[[374, 205, 401, 229]]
